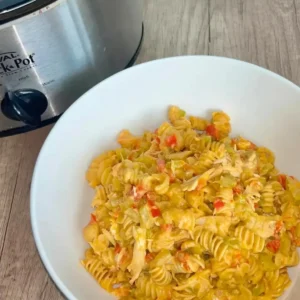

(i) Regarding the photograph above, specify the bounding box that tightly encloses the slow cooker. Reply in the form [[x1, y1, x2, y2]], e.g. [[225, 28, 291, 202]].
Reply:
[[0, 0, 143, 136]]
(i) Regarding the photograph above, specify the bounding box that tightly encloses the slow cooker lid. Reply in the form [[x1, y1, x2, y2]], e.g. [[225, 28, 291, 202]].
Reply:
[[0, 0, 34, 13], [0, 0, 55, 25]]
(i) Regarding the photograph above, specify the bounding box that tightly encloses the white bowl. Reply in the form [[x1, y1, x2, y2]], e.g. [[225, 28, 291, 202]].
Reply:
[[31, 56, 300, 300]]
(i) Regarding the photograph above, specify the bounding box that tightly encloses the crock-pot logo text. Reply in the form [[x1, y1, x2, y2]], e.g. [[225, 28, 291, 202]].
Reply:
[[0, 52, 35, 75]]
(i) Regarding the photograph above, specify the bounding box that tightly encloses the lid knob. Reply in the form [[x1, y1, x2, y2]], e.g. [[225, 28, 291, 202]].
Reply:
[[1, 89, 48, 127]]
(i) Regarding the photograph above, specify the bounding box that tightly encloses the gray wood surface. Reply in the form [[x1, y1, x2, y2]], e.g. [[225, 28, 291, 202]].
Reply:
[[1, 0, 300, 299]]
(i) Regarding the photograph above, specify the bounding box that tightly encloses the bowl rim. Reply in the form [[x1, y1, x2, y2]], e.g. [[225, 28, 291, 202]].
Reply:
[[30, 55, 300, 300]]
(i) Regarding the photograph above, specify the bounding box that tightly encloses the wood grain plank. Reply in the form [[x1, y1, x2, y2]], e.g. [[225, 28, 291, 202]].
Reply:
[[136, 0, 209, 63], [0, 135, 25, 256], [209, 0, 300, 84], [0, 125, 64, 300]]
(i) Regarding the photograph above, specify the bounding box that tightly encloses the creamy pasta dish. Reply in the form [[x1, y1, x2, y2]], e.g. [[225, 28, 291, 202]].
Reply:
[[82, 106, 300, 299]]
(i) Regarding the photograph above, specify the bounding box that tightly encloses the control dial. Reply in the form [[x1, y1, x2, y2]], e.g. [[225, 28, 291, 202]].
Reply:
[[1, 89, 48, 127]]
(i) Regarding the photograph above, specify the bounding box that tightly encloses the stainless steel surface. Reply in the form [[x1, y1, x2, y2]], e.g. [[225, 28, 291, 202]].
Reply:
[[0, 0, 143, 133]]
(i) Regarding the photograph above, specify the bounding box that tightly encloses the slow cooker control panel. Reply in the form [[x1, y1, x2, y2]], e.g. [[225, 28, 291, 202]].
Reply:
[[1, 89, 48, 127]]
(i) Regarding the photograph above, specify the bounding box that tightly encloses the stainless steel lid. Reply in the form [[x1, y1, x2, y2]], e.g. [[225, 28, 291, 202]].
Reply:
[[0, 0, 35, 12], [0, 0, 55, 24]]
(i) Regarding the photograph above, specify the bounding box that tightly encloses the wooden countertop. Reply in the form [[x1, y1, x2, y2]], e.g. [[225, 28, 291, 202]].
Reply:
[[1, 0, 300, 299]]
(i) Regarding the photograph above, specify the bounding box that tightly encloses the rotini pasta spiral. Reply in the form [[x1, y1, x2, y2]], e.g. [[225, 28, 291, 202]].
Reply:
[[157, 122, 184, 151], [183, 129, 197, 148], [190, 135, 212, 152], [86, 151, 116, 187], [194, 227, 229, 260], [81, 259, 116, 292], [151, 173, 170, 195], [100, 166, 114, 186], [168, 105, 186, 124], [135, 274, 172, 300], [189, 116, 208, 131], [260, 183, 277, 214], [211, 111, 231, 140], [150, 266, 172, 285], [118, 215, 135, 242], [234, 226, 265, 253], [193, 150, 219, 174], [247, 255, 264, 284], [264, 270, 291, 298], [172, 118, 192, 130], [209, 141, 226, 157], [213, 188, 234, 217], [82, 106, 300, 299], [91, 186, 107, 208], [210, 258, 229, 275]]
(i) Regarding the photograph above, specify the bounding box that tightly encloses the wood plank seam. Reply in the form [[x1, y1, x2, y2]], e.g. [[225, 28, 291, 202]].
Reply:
[[293, 0, 297, 16], [0, 154, 22, 261]]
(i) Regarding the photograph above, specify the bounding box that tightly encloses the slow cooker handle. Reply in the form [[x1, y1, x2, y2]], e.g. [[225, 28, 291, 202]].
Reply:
[[1, 89, 48, 127]]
